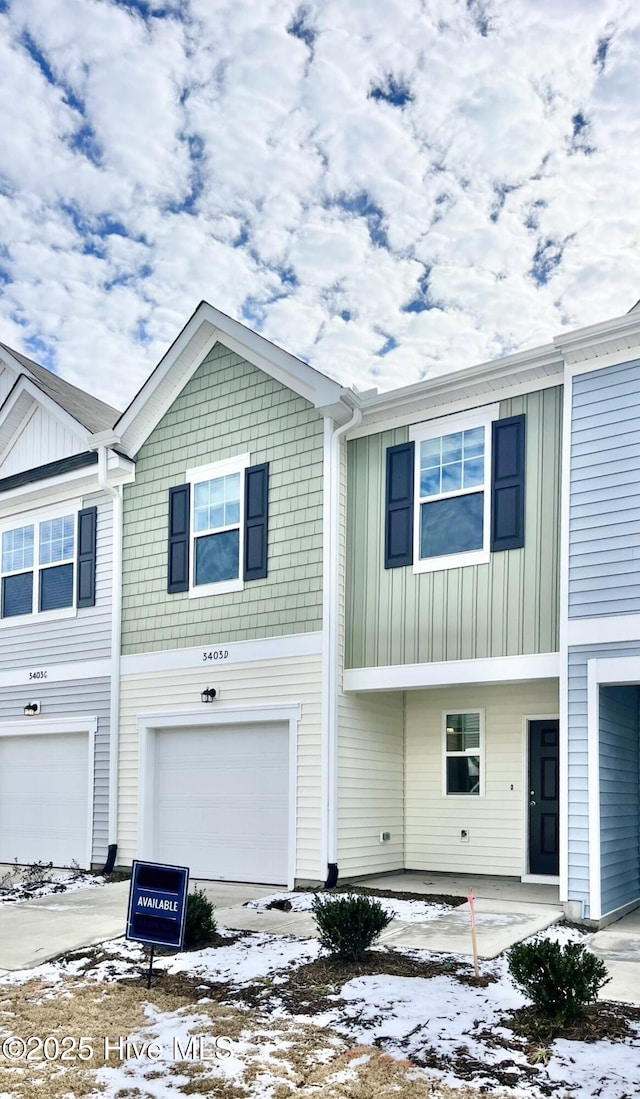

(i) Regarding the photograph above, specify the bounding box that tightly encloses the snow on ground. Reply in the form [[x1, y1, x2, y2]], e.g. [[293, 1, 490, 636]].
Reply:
[[1, 917, 639, 1098], [0, 869, 106, 905], [248, 890, 455, 923]]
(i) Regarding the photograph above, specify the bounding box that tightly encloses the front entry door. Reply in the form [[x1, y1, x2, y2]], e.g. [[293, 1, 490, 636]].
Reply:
[[528, 719, 560, 876]]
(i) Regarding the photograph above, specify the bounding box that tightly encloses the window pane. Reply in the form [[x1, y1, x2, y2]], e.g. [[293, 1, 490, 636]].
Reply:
[[420, 492, 484, 559], [194, 474, 241, 532], [420, 468, 441, 497], [195, 530, 239, 585], [40, 563, 73, 611], [39, 515, 74, 566], [463, 457, 484, 488], [463, 427, 485, 457], [2, 572, 33, 617], [441, 461, 462, 493], [2, 526, 34, 572], [441, 432, 463, 462], [446, 712, 480, 751], [420, 437, 441, 466], [446, 756, 480, 795]]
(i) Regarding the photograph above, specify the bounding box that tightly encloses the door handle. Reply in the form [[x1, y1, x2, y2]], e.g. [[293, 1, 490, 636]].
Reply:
[[530, 800, 536, 807]]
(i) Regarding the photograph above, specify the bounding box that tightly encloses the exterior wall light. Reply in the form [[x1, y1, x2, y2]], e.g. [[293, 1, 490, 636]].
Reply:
[[201, 688, 217, 703], [24, 701, 40, 716]]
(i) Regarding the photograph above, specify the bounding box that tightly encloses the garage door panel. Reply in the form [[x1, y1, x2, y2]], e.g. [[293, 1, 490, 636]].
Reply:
[[152, 723, 289, 885], [0, 732, 89, 868]]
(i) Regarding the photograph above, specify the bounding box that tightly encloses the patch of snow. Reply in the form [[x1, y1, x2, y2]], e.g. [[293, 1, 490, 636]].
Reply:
[[248, 890, 453, 923], [165, 932, 321, 984]]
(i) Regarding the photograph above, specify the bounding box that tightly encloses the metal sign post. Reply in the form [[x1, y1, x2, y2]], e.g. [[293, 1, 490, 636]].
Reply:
[[126, 861, 190, 986]]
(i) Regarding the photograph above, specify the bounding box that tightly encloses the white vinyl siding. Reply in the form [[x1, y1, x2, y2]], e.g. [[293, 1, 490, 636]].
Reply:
[[118, 649, 322, 881], [405, 680, 559, 876], [0, 403, 86, 479]]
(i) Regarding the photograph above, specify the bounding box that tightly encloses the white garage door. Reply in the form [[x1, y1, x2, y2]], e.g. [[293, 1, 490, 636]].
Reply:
[[0, 732, 89, 868], [152, 722, 289, 885]]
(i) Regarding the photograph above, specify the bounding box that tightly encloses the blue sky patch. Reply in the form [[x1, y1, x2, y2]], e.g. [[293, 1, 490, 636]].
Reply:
[[530, 238, 565, 285], [329, 191, 389, 249], [25, 335, 57, 372], [376, 334, 398, 357], [594, 35, 612, 72], [287, 7, 316, 51], [466, 0, 491, 37], [403, 267, 434, 313], [369, 75, 414, 109], [166, 134, 205, 215], [69, 124, 104, 167]]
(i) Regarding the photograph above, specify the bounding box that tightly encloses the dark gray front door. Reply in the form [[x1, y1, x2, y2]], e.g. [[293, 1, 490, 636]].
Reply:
[[528, 719, 560, 876]]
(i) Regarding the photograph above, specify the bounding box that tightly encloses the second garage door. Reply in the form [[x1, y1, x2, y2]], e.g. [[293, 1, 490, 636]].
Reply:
[[151, 722, 289, 885]]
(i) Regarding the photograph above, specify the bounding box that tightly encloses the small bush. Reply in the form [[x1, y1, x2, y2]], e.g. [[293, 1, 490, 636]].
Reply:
[[508, 939, 609, 1024], [311, 892, 392, 962], [184, 887, 217, 948]]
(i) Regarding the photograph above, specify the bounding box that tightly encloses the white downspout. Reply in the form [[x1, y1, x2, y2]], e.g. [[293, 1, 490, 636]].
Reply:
[[321, 397, 362, 884], [97, 446, 123, 855]]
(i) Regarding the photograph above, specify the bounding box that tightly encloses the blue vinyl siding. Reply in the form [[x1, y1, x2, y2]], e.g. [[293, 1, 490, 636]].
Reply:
[[568, 641, 640, 919], [569, 359, 640, 618], [599, 685, 640, 916]]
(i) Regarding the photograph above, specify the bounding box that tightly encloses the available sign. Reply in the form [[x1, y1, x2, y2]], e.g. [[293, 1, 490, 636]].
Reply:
[[126, 860, 189, 950]]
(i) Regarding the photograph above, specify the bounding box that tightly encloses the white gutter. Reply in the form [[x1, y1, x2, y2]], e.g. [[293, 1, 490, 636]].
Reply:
[[321, 398, 362, 883], [96, 446, 123, 851]]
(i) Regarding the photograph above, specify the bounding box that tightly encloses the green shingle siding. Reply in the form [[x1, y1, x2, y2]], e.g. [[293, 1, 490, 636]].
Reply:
[[121, 343, 324, 654]]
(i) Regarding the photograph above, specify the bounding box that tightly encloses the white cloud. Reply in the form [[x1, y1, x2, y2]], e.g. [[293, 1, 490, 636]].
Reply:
[[0, 0, 638, 410]]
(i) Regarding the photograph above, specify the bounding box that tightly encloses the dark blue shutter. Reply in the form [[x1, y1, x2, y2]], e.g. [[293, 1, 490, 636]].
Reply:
[[168, 485, 190, 593], [385, 441, 414, 569], [77, 506, 97, 608], [244, 463, 268, 581], [491, 414, 526, 552]]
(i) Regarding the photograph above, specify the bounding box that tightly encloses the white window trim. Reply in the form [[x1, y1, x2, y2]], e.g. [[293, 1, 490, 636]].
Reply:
[[410, 404, 499, 573], [186, 454, 250, 599], [0, 499, 82, 628], [441, 707, 485, 798]]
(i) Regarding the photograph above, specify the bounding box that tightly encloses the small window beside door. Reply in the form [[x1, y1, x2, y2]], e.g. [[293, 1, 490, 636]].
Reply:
[[443, 710, 483, 796]]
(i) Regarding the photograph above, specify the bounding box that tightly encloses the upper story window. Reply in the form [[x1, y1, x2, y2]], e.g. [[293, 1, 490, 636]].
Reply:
[[168, 456, 269, 597], [0, 505, 96, 621], [187, 456, 249, 597], [410, 408, 497, 572]]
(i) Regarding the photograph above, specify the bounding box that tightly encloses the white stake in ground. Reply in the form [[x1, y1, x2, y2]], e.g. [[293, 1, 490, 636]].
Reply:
[[468, 890, 480, 979]]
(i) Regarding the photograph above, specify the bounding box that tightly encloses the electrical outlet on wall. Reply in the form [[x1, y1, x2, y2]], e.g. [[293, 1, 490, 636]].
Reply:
[[379, 830, 391, 843]]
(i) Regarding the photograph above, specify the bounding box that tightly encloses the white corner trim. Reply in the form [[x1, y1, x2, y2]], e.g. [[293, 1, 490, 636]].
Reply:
[[121, 631, 322, 677], [343, 652, 560, 692], [587, 659, 601, 921], [567, 615, 640, 647], [558, 367, 572, 904], [137, 701, 300, 890]]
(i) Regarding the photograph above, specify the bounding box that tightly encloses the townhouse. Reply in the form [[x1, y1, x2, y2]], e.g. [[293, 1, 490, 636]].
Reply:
[[0, 344, 133, 870]]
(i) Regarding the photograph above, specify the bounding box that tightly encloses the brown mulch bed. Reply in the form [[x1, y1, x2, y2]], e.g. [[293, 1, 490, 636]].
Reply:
[[503, 1000, 640, 1043], [235, 949, 488, 1015], [296, 884, 464, 906]]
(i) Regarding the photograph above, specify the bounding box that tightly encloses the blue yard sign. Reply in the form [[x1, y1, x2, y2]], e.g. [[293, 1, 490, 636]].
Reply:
[[126, 860, 190, 951]]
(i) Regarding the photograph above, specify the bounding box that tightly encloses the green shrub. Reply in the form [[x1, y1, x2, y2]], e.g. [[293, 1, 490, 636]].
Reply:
[[508, 939, 609, 1023], [311, 892, 392, 962], [184, 887, 217, 948]]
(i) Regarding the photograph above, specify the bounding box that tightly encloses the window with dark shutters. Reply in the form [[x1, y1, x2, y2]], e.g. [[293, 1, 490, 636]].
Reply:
[[76, 506, 97, 608], [244, 463, 269, 581], [167, 484, 190, 593], [491, 414, 526, 552]]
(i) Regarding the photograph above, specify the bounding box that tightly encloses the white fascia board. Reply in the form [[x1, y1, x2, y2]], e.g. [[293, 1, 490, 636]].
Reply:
[[566, 344, 640, 376], [0, 375, 90, 448], [348, 346, 563, 439], [0, 463, 114, 518], [344, 652, 560, 692], [116, 302, 347, 456], [555, 310, 640, 365]]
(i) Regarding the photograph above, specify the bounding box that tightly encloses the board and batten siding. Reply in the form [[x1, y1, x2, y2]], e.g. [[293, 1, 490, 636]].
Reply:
[[599, 685, 640, 916], [337, 690, 404, 877], [346, 387, 562, 668], [118, 653, 323, 881], [405, 680, 559, 876], [567, 641, 640, 918], [121, 343, 324, 655], [0, 491, 113, 670], [0, 404, 86, 478], [569, 358, 640, 618], [0, 678, 110, 864]]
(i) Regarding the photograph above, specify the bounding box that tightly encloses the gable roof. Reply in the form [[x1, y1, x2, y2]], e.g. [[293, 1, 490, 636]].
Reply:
[[112, 300, 353, 457], [0, 344, 119, 433]]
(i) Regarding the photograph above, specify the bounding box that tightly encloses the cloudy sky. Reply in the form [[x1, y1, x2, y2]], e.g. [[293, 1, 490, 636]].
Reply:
[[0, 0, 638, 409]]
